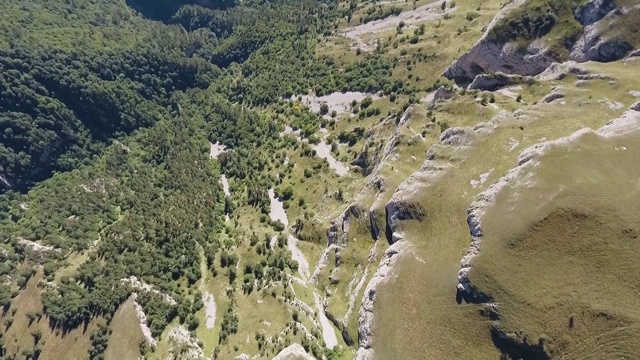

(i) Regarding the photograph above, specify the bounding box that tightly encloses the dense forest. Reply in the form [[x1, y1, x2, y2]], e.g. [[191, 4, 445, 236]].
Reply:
[[0, 0, 425, 357], [0, 0, 361, 356]]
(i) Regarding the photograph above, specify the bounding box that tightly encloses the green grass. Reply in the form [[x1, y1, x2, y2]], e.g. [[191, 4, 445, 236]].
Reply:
[[477, 130, 640, 359], [106, 297, 144, 360], [1, 271, 102, 360], [370, 57, 640, 359]]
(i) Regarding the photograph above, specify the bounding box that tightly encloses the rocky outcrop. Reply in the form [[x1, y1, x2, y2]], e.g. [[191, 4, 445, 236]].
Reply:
[[541, 87, 566, 103], [574, 0, 616, 26], [427, 86, 455, 109], [356, 241, 411, 360], [457, 107, 640, 302], [327, 205, 361, 248], [384, 200, 424, 244], [445, 0, 636, 83], [536, 61, 590, 81], [167, 326, 206, 360], [131, 294, 157, 348], [468, 73, 533, 91], [491, 326, 551, 360], [570, 0, 635, 62], [120, 276, 177, 305], [443, 0, 556, 83], [368, 210, 380, 240], [439, 127, 476, 147], [571, 19, 633, 62], [352, 106, 415, 175]]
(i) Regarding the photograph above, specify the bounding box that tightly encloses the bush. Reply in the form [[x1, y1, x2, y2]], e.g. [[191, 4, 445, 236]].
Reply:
[[319, 103, 329, 115]]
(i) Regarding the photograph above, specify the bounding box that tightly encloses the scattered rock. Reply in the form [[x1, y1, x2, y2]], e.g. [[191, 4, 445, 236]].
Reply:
[[576, 73, 615, 80], [342, 2, 456, 52], [203, 291, 216, 329], [313, 140, 349, 176], [297, 92, 379, 116], [470, 169, 493, 188], [599, 98, 625, 110], [235, 354, 249, 360]]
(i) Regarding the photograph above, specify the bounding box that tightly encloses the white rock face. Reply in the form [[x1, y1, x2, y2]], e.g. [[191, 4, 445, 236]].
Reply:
[[17, 237, 59, 253], [458, 108, 640, 297], [0, 174, 12, 189], [272, 343, 315, 360], [356, 241, 410, 360], [131, 294, 157, 348]]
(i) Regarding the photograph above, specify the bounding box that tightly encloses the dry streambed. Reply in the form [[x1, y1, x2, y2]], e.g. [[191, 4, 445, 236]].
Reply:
[[268, 189, 339, 349]]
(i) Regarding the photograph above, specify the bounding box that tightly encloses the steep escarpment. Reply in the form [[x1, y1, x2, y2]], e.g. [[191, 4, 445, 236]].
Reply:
[[444, 0, 640, 84]]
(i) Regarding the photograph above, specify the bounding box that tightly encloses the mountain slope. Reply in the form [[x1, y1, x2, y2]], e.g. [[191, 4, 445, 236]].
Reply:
[[0, 0, 639, 359]]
